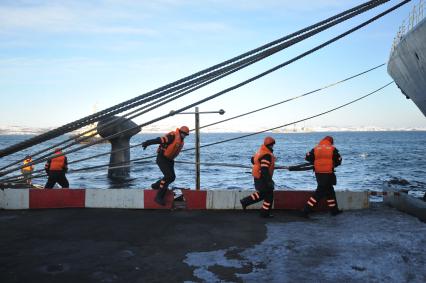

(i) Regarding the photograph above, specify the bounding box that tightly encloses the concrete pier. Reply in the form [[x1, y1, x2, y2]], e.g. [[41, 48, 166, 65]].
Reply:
[[0, 203, 425, 283]]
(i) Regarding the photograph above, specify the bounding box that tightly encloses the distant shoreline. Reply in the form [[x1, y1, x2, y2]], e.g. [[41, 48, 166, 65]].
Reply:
[[1, 130, 426, 136]]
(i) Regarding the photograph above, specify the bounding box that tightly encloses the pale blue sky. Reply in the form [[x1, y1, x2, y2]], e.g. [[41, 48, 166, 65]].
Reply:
[[1, 0, 425, 131]]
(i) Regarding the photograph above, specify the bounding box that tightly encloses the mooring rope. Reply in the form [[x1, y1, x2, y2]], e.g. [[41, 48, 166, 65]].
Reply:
[[0, 0, 391, 159], [1, 81, 393, 184], [0, 0, 410, 182]]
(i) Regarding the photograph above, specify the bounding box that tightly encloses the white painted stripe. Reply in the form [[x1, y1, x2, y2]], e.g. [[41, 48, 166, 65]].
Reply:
[[335, 191, 369, 210], [0, 189, 4, 209], [206, 190, 263, 210], [3, 189, 29, 209], [85, 189, 144, 209], [207, 190, 237, 209]]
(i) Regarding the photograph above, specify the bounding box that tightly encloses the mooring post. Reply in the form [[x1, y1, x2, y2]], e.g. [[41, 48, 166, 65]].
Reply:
[[97, 116, 140, 179]]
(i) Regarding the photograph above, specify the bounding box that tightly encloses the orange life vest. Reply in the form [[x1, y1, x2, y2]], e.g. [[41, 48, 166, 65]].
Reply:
[[313, 139, 335, 173], [49, 154, 66, 171], [160, 129, 184, 160], [22, 158, 34, 172], [252, 144, 276, 179]]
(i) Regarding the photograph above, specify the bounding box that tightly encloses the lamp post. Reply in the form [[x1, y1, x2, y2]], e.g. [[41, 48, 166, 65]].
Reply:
[[177, 107, 225, 190]]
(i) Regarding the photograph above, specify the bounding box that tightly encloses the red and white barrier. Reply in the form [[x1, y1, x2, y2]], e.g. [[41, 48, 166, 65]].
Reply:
[[0, 188, 369, 210], [182, 190, 207, 210], [183, 190, 369, 211], [2, 189, 29, 209], [142, 190, 174, 209], [336, 191, 369, 210], [0, 189, 4, 208], [30, 189, 85, 209], [85, 189, 143, 209]]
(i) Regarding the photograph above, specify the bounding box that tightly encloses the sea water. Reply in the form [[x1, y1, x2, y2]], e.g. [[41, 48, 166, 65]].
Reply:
[[0, 132, 425, 196]]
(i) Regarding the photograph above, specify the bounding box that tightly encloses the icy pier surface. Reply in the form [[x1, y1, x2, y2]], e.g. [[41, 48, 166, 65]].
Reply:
[[1, 203, 425, 282]]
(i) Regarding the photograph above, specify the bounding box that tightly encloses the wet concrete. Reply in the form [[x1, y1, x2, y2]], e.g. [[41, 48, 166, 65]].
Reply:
[[0, 204, 425, 283]]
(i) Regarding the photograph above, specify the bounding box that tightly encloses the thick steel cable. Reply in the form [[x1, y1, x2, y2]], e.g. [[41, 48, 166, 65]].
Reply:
[[0, 60, 246, 172], [0, 0, 388, 158], [0, 63, 254, 182], [2, 80, 394, 184], [4, 81, 393, 184], [102, 0, 405, 150], [0, 0, 390, 174], [0, 1, 386, 166], [0, 71, 214, 172], [0, 56, 259, 179], [133, 82, 394, 163], [197, 63, 386, 131], [0, 1, 407, 181], [192, 82, 395, 149], [36, 0, 396, 147], [71, 62, 387, 166]]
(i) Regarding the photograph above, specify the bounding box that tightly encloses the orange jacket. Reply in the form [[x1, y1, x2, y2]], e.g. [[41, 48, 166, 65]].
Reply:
[[252, 144, 275, 179], [22, 158, 34, 172], [45, 152, 67, 172], [160, 128, 184, 160], [313, 139, 335, 173]]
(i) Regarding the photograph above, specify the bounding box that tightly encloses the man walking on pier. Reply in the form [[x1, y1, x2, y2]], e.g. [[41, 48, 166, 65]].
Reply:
[[301, 136, 342, 217], [240, 136, 276, 218], [142, 126, 190, 206], [44, 148, 69, 189]]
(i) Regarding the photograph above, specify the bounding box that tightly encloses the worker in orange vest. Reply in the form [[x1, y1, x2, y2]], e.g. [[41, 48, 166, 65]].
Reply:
[[142, 126, 190, 205], [301, 136, 342, 217], [240, 136, 276, 218], [21, 155, 34, 186], [44, 148, 69, 189]]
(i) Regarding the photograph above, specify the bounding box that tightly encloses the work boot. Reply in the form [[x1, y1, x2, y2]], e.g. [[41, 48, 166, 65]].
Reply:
[[154, 194, 166, 206], [155, 187, 167, 206], [301, 206, 311, 218], [151, 182, 160, 190], [240, 199, 247, 211]]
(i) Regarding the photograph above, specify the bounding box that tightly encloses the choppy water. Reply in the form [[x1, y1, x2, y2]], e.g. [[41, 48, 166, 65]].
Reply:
[[0, 132, 425, 196]]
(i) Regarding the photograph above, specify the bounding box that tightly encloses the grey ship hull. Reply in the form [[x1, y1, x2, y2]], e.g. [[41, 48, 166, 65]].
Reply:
[[388, 18, 426, 116]]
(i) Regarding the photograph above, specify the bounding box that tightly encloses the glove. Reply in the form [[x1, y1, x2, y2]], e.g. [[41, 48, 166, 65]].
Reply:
[[142, 141, 148, 150]]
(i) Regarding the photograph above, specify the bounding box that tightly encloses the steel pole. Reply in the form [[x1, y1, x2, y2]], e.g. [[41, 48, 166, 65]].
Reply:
[[195, 107, 201, 190]]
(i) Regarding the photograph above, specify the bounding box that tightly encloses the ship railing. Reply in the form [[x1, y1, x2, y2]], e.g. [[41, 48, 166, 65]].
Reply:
[[390, 0, 425, 55]]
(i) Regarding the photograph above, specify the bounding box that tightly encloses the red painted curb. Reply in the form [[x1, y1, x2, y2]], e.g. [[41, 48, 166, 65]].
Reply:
[[144, 190, 174, 209], [274, 191, 328, 211], [29, 189, 85, 209], [182, 190, 207, 210]]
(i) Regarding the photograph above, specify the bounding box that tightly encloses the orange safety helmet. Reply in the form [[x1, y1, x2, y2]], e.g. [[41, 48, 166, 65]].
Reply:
[[263, 136, 275, 146], [179, 126, 190, 135], [323, 136, 334, 144]]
